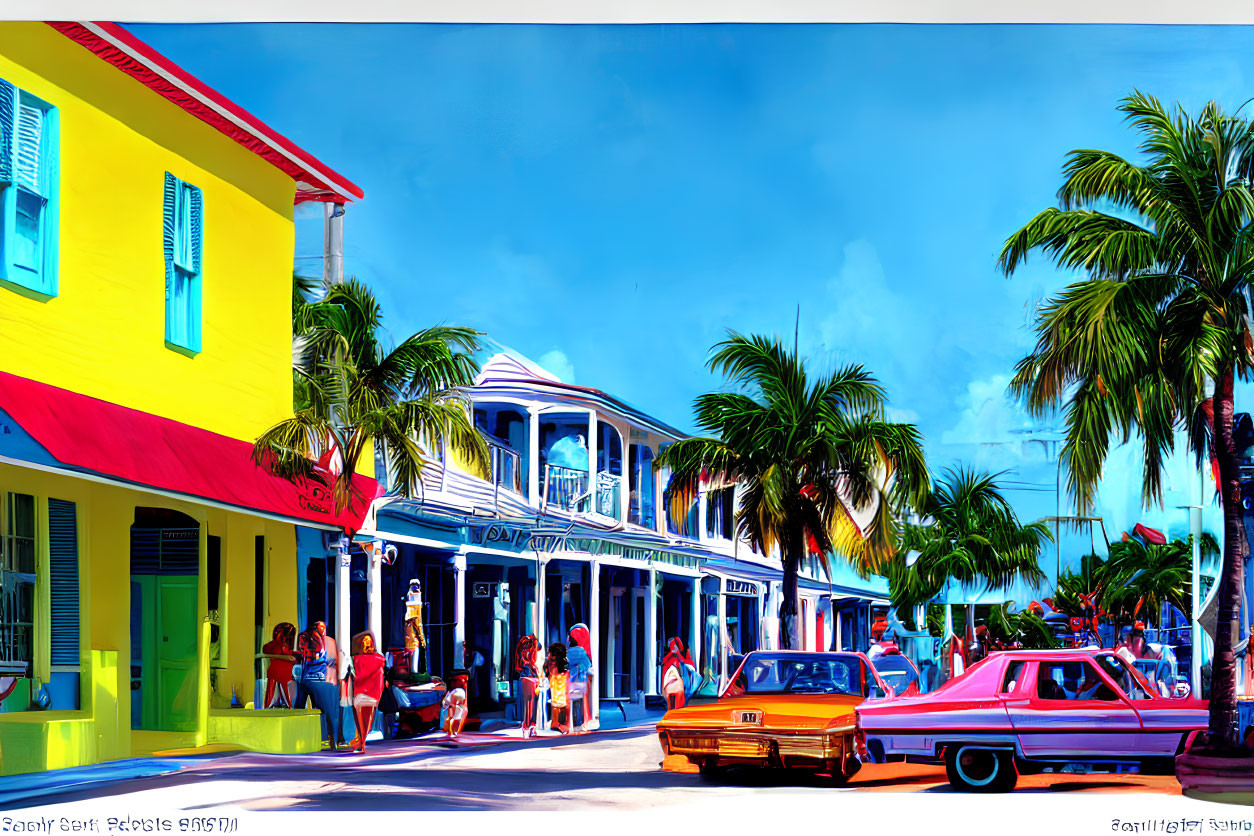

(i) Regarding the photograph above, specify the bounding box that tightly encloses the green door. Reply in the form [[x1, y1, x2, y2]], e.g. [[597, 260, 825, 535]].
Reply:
[[133, 575, 198, 732]]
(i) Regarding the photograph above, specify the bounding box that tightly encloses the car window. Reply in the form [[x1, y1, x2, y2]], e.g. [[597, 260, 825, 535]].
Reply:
[[734, 654, 865, 696], [1093, 653, 1154, 701], [872, 655, 919, 693], [1035, 660, 1123, 702], [1001, 660, 1025, 693]]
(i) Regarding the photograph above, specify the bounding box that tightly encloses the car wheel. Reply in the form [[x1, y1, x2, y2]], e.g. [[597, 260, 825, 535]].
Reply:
[[945, 746, 1017, 793]]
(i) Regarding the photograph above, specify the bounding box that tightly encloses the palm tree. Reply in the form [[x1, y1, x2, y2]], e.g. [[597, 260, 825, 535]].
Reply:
[[1104, 533, 1220, 626], [654, 332, 930, 650], [883, 468, 1052, 635], [1048, 553, 1111, 619], [985, 602, 1058, 650], [1000, 91, 1254, 747], [253, 277, 489, 511]]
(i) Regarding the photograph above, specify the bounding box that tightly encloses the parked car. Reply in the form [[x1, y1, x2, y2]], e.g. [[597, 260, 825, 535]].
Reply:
[[855, 649, 1208, 793], [657, 650, 894, 783]]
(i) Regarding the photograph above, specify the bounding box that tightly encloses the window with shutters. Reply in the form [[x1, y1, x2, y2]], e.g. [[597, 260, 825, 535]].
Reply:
[[162, 172, 203, 355], [0, 80, 58, 298], [48, 499, 79, 673], [0, 493, 36, 678]]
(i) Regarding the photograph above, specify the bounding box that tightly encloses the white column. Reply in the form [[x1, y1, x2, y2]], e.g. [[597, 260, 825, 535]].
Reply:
[[718, 575, 729, 688], [453, 553, 467, 657], [646, 566, 658, 694], [587, 410, 598, 514], [335, 536, 350, 681], [528, 409, 541, 507], [536, 558, 547, 643], [619, 424, 630, 524], [656, 465, 668, 535], [689, 575, 701, 674], [367, 544, 382, 646], [696, 486, 708, 542], [589, 559, 601, 726], [322, 202, 345, 289]]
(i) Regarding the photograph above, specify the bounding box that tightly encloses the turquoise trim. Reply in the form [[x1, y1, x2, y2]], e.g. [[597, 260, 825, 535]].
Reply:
[[0, 81, 57, 300], [162, 173, 203, 355]]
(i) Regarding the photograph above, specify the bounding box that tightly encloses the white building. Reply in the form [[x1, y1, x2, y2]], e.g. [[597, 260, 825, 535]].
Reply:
[[353, 351, 890, 724]]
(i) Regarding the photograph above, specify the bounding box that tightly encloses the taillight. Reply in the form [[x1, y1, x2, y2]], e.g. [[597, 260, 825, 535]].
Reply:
[[854, 712, 867, 759]]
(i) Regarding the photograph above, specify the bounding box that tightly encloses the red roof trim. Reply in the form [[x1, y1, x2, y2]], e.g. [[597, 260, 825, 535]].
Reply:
[[0, 370, 379, 533], [47, 21, 364, 203]]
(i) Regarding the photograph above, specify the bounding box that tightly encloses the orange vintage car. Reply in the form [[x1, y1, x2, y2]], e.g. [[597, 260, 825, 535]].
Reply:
[[656, 650, 895, 782]]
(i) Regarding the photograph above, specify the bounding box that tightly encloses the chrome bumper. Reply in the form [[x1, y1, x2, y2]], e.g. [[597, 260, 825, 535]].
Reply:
[[659, 727, 852, 767]]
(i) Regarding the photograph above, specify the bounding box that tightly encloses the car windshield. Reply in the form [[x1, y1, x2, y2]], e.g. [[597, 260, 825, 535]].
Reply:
[[735, 653, 866, 696], [872, 655, 919, 692], [1132, 660, 1161, 684]]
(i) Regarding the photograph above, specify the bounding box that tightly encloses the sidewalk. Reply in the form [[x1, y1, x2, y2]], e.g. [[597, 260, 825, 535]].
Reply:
[[0, 705, 668, 809]]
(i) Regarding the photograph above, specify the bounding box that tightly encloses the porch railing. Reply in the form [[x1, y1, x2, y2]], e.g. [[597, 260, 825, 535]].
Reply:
[[597, 472, 622, 520], [542, 464, 591, 513], [487, 438, 524, 504]]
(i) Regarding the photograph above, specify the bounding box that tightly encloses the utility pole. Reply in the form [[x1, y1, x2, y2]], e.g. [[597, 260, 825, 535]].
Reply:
[[323, 202, 345, 290]]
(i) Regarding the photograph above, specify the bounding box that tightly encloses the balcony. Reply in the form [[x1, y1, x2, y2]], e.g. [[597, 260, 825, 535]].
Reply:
[[487, 437, 523, 498], [543, 464, 591, 513]]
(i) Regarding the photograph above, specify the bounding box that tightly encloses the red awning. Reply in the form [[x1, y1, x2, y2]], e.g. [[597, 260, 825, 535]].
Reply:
[[0, 371, 378, 532]]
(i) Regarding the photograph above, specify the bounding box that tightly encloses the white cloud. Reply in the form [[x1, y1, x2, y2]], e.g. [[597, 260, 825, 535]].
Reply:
[[941, 374, 1036, 447], [885, 406, 920, 424], [537, 349, 575, 384]]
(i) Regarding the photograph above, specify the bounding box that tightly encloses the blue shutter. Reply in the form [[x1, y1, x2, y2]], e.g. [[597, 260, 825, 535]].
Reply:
[[14, 103, 41, 194], [163, 174, 202, 353], [48, 498, 79, 667], [187, 184, 203, 351], [163, 173, 180, 345], [0, 79, 13, 185], [189, 184, 203, 275]]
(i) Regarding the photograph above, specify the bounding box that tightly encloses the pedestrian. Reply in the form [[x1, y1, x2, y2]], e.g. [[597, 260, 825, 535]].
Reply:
[[349, 630, 385, 753], [660, 637, 696, 711], [261, 622, 298, 709], [314, 621, 348, 748], [567, 624, 593, 733], [515, 634, 541, 738], [545, 642, 570, 734], [294, 624, 342, 751]]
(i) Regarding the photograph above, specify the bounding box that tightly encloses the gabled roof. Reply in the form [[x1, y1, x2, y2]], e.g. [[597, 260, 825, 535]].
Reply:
[[48, 21, 364, 204]]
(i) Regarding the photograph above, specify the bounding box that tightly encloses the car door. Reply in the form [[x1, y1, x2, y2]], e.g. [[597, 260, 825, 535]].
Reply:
[[1091, 651, 1198, 756], [1005, 658, 1142, 759]]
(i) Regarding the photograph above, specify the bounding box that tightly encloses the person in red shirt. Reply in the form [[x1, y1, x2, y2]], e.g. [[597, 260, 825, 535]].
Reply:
[[262, 622, 298, 708], [349, 630, 386, 753]]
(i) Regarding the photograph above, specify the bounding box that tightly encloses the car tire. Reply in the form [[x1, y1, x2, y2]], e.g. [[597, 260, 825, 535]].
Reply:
[[945, 746, 1017, 793]]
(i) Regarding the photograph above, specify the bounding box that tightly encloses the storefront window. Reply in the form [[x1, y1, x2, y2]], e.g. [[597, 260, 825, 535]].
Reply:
[[1, 492, 35, 679]]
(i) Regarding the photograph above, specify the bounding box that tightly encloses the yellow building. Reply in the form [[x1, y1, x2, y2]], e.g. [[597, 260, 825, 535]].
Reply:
[[0, 21, 371, 775]]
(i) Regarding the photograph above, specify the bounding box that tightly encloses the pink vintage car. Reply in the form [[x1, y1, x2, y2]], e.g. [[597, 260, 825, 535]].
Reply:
[[854, 649, 1208, 792]]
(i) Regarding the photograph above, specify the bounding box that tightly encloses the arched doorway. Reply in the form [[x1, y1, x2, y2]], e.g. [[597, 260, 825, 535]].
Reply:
[[130, 507, 200, 732]]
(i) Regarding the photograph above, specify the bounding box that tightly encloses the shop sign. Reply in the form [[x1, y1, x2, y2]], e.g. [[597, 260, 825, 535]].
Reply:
[[468, 522, 530, 550], [473, 582, 496, 598], [726, 579, 758, 596]]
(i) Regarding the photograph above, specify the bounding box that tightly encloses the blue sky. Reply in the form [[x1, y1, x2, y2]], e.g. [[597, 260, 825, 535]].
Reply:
[[128, 22, 1249, 585]]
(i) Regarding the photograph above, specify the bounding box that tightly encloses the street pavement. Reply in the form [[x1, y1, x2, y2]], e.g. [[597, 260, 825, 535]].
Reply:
[[9, 724, 1182, 812]]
